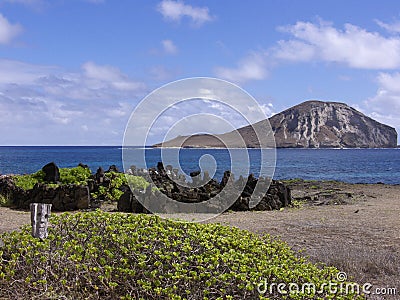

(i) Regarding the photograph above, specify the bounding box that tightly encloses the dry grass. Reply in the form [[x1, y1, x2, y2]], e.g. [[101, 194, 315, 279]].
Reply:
[[213, 181, 400, 299], [308, 244, 399, 297]]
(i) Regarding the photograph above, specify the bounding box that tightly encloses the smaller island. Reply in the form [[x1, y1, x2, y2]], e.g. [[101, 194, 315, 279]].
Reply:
[[154, 100, 398, 148]]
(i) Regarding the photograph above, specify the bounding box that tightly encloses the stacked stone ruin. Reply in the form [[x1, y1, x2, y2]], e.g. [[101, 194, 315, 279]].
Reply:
[[0, 162, 291, 213], [118, 162, 291, 213]]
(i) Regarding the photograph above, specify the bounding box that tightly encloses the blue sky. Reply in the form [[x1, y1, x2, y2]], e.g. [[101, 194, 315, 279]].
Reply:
[[1, 0, 400, 145]]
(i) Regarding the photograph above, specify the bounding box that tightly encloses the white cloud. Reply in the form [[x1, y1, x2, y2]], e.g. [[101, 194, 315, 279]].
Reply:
[[0, 59, 146, 145], [107, 102, 132, 118], [82, 61, 144, 92], [31, 61, 145, 102], [248, 103, 275, 118], [161, 39, 178, 54], [375, 19, 400, 34], [375, 72, 400, 94], [124, 78, 274, 146], [214, 53, 268, 83], [0, 59, 56, 84], [275, 20, 400, 69], [215, 19, 400, 85], [146, 98, 275, 146], [365, 72, 400, 113], [157, 0, 214, 26], [364, 72, 400, 142], [0, 13, 23, 44], [148, 99, 251, 141], [274, 39, 315, 62]]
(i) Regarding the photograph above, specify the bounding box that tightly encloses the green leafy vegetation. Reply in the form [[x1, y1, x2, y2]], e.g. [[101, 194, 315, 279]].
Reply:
[[59, 166, 92, 185], [91, 172, 150, 202], [0, 194, 11, 207], [0, 211, 363, 299], [101, 172, 127, 202], [11, 166, 150, 203], [290, 199, 307, 209], [13, 167, 91, 190], [125, 174, 149, 190], [13, 170, 45, 190]]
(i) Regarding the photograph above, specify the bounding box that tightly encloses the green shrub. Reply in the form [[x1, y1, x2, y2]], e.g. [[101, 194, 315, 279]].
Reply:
[[0, 211, 363, 299], [12, 167, 149, 202], [106, 171, 125, 189], [59, 166, 92, 185], [92, 173, 150, 202], [13, 170, 45, 190], [13, 167, 91, 190], [0, 194, 11, 207], [125, 174, 149, 191]]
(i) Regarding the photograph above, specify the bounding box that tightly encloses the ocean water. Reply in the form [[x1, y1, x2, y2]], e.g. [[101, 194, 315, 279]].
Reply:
[[0, 146, 399, 184]]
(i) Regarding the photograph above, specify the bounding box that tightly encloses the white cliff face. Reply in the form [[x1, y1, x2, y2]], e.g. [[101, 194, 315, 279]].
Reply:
[[268, 101, 397, 148]]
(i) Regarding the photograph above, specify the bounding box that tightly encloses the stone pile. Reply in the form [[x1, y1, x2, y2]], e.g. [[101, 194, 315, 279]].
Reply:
[[118, 162, 291, 213], [0, 162, 291, 213], [0, 162, 91, 210], [0, 177, 90, 210]]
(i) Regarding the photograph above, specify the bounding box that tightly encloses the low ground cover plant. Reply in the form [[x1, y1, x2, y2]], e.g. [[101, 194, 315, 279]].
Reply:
[[0, 211, 362, 299]]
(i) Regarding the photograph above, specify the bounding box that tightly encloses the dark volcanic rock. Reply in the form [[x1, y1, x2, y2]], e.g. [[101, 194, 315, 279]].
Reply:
[[0, 176, 90, 211], [78, 163, 89, 169], [0, 160, 292, 213], [42, 162, 60, 183], [189, 170, 201, 178], [75, 185, 90, 209], [117, 189, 133, 212], [95, 167, 105, 184], [107, 165, 120, 173], [133, 162, 292, 212]]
